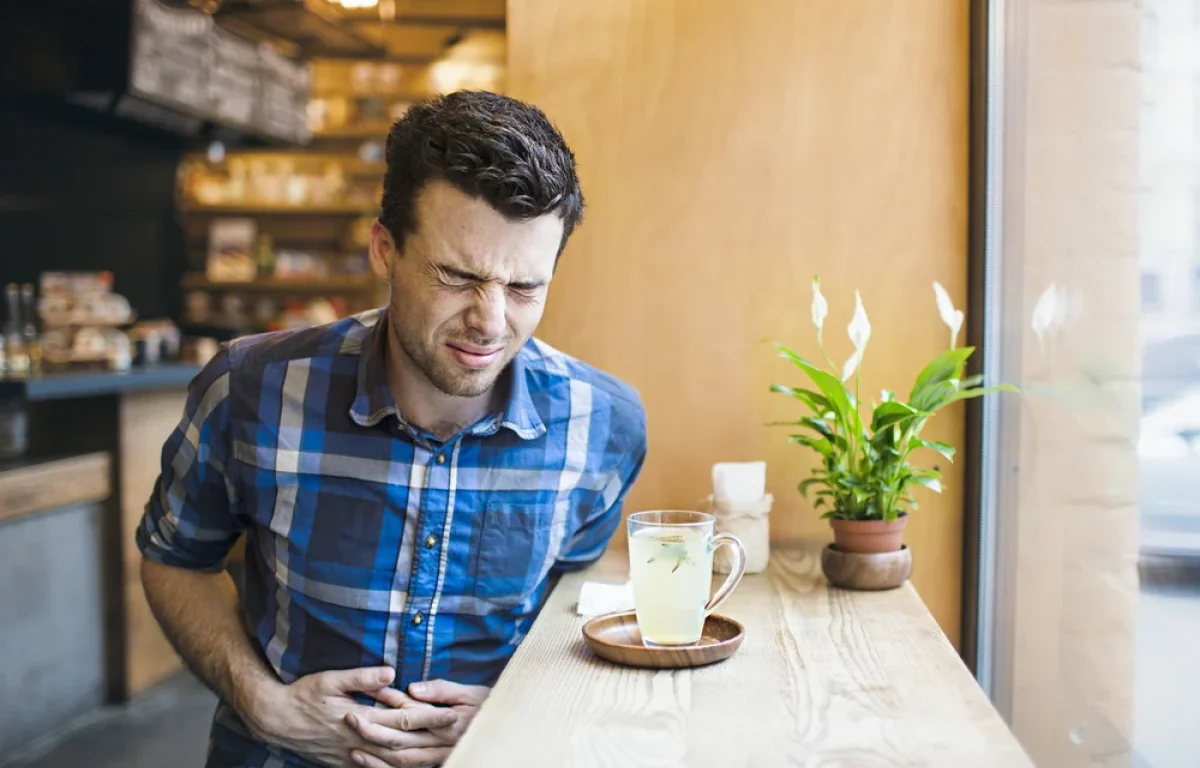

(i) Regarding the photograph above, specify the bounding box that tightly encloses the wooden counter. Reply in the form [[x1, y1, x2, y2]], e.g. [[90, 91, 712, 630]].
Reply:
[[0, 452, 110, 524], [1, 378, 197, 703], [445, 546, 1033, 768], [0, 452, 113, 757]]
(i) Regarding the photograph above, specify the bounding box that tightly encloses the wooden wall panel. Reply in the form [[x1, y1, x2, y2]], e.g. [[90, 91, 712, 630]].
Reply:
[[509, 0, 969, 642], [120, 391, 190, 698]]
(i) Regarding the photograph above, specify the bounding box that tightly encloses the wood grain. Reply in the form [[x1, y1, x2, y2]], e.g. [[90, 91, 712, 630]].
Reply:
[[444, 546, 1032, 768], [821, 544, 914, 591], [508, 0, 970, 645], [119, 391, 190, 698], [0, 452, 111, 524]]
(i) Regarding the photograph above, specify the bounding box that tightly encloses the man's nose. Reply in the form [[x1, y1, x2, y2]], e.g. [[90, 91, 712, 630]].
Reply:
[[465, 283, 506, 340]]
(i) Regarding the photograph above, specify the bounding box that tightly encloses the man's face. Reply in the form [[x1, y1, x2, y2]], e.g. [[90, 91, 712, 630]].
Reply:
[[369, 180, 564, 398]]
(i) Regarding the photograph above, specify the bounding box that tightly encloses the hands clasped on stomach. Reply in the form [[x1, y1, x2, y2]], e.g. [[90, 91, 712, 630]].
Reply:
[[247, 666, 489, 768]]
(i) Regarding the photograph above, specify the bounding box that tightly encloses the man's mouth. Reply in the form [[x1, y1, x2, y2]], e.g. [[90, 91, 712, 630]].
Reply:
[[446, 342, 504, 369]]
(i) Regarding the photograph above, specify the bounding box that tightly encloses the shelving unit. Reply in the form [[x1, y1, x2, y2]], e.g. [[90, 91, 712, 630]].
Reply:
[[170, 17, 505, 341], [181, 275, 376, 293], [179, 201, 374, 216]]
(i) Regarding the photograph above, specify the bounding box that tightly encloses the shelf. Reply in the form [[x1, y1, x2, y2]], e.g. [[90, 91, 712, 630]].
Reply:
[[311, 123, 393, 141], [185, 151, 385, 176], [181, 275, 377, 292], [179, 202, 375, 215], [178, 320, 266, 335], [0, 364, 204, 403], [214, 1, 384, 59], [310, 87, 427, 100]]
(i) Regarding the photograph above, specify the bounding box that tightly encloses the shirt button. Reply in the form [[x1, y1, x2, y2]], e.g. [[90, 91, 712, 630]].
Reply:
[[424, 534, 438, 549], [436, 454, 445, 465], [412, 612, 424, 626]]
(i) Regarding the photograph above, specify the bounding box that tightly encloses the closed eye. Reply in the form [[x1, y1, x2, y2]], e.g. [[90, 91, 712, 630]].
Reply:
[[509, 281, 545, 293], [439, 266, 481, 286]]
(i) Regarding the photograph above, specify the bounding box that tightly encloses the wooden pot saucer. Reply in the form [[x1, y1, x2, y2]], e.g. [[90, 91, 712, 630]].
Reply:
[[821, 544, 913, 590], [582, 611, 744, 669]]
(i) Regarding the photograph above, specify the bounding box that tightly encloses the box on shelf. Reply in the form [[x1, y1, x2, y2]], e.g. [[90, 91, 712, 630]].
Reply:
[[206, 218, 258, 282]]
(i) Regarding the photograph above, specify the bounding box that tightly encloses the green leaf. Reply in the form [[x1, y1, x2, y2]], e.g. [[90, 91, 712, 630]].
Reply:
[[871, 400, 919, 431], [911, 380, 959, 413], [789, 434, 832, 457], [910, 438, 956, 461], [944, 383, 1021, 406], [769, 384, 831, 414], [774, 345, 855, 429], [871, 423, 899, 450], [797, 477, 825, 498], [909, 475, 943, 493], [799, 416, 834, 438], [910, 347, 975, 402]]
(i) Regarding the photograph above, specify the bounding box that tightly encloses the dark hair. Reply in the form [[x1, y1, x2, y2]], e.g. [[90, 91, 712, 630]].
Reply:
[[381, 91, 584, 257]]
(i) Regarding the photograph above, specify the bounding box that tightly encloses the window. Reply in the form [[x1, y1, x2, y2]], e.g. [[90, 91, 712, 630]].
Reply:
[[976, 1, 1199, 765], [1143, 272, 1163, 312]]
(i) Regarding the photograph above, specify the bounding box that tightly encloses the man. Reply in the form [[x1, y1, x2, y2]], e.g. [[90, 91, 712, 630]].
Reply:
[[138, 91, 647, 768]]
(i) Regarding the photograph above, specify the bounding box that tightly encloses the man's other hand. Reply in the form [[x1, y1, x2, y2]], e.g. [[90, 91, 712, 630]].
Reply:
[[247, 666, 457, 768], [347, 680, 491, 767]]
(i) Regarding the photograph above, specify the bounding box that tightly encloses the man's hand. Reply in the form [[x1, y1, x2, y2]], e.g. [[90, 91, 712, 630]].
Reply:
[[245, 666, 459, 768], [347, 680, 491, 768]]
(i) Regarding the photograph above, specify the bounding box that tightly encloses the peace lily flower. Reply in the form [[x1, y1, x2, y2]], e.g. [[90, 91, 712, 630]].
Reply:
[[932, 282, 965, 348], [841, 290, 870, 382], [810, 276, 829, 333]]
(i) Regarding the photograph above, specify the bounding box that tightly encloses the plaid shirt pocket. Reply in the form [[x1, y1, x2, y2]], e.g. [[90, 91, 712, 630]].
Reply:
[[472, 501, 552, 606]]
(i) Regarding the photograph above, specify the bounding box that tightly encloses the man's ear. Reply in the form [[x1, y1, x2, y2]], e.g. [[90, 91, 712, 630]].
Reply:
[[368, 220, 397, 280]]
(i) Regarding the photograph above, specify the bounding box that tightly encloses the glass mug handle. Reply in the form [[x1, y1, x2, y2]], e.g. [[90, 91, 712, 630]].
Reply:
[[704, 532, 746, 615]]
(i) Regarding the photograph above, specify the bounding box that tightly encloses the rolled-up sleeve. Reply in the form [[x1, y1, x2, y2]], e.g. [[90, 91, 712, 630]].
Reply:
[[554, 395, 648, 572], [136, 345, 244, 572]]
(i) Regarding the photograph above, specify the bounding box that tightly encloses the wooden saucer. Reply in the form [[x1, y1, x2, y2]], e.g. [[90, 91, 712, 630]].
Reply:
[[821, 544, 913, 590], [581, 611, 744, 669]]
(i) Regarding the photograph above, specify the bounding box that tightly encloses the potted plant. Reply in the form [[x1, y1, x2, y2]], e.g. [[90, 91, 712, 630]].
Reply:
[[770, 277, 1016, 588]]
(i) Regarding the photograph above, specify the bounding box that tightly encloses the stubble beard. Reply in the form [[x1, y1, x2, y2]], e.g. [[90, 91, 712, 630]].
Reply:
[[391, 313, 512, 399]]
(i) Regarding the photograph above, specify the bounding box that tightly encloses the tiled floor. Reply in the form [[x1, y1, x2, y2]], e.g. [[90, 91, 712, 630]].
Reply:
[[3, 673, 215, 768]]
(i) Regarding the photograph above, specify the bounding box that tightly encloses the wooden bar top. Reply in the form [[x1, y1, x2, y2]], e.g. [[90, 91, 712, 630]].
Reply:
[[0, 452, 111, 525], [444, 545, 1033, 768]]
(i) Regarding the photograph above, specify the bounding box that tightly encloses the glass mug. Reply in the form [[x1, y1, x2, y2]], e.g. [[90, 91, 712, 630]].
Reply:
[[627, 510, 747, 647]]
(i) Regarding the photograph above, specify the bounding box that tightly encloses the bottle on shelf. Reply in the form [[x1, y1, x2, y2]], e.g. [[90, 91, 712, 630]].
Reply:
[[4, 283, 29, 374], [255, 233, 276, 279], [20, 283, 41, 373]]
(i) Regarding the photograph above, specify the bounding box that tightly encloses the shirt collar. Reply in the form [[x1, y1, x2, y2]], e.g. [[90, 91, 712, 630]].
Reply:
[[349, 310, 398, 428], [349, 309, 546, 441]]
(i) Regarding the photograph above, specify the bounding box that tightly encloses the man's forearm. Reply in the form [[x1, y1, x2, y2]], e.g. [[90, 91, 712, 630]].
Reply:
[[140, 557, 284, 736]]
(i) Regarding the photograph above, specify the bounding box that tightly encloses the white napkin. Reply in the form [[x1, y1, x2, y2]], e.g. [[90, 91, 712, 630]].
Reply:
[[576, 581, 634, 617], [712, 461, 766, 502]]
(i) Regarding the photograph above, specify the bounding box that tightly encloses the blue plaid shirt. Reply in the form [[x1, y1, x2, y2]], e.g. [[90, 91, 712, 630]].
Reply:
[[136, 308, 647, 768]]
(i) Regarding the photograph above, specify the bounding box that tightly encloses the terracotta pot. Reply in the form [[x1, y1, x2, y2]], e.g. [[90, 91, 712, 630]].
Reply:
[[829, 515, 908, 554]]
